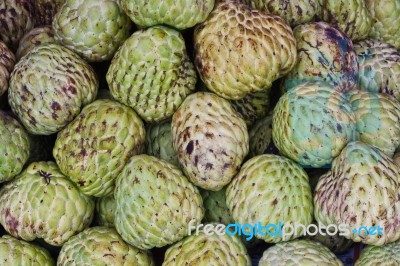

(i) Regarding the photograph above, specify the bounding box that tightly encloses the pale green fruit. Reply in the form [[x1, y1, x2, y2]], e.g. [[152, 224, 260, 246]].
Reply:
[[226, 154, 313, 243], [259, 239, 343, 266], [172, 92, 249, 191], [0, 161, 94, 246], [145, 120, 178, 166], [16, 26, 56, 60], [281, 22, 359, 92], [120, 0, 215, 30], [162, 223, 251, 266], [248, 112, 273, 157], [0, 111, 30, 183], [201, 187, 233, 225], [194, 1, 297, 100], [107, 26, 197, 123], [0, 41, 15, 96], [57, 227, 155, 266], [355, 240, 400, 265], [95, 195, 115, 227], [34, 0, 65, 26], [314, 141, 400, 245], [115, 155, 204, 250], [53, 99, 146, 197], [273, 82, 356, 168], [8, 43, 98, 135], [231, 91, 270, 126], [367, 0, 400, 49], [53, 0, 132, 62], [0, 235, 54, 266], [348, 91, 400, 157]]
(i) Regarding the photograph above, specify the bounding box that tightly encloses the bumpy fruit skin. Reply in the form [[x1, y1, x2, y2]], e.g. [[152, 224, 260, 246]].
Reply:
[[172, 92, 249, 191], [145, 120, 179, 166], [394, 152, 400, 166], [194, 1, 297, 100], [355, 240, 400, 266], [53, 99, 145, 197], [318, 0, 372, 41], [53, 0, 132, 62], [162, 224, 251, 266], [248, 112, 273, 157], [241, 0, 320, 26], [305, 227, 353, 254], [0, 0, 35, 49], [107, 26, 196, 123], [366, 0, 400, 49], [8, 43, 98, 135], [120, 0, 214, 30], [0, 235, 54, 266], [314, 141, 400, 245], [273, 82, 356, 168], [282, 22, 359, 92], [0, 41, 15, 96], [259, 240, 343, 266], [34, 0, 65, 26], [115, 155, 204, 250], [95, 196, 115, 227], [355, 39, 400, 101], [226, 154, 313, 243], [0, 161, 94, 246], [57, 227, 155, 266], [347, 91, 400, 157], [201, 187, 234, 225], [231, 91, 270, 126], [16, 26, 56, 60], [0, 111, 30, 183]]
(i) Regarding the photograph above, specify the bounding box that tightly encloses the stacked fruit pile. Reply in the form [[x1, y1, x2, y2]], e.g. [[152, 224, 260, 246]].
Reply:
[[1, 0, 400, 265]]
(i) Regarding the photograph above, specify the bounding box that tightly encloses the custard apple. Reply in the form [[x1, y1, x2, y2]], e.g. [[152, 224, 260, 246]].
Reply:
[[314, 141, 400, 245], [57, 227, 155, 265], [231, 91, 270, 126], [304, 226, 353, 254], [95, 195, 115, 227], [248, 111, 273, 157], [16, 26, 56, 60], [258, 239, 343, 266], [226, 154, 313, 243], [0, 161, 94, 246], [201, 187, 234, 225], [8, 43, 98, 135], [355, 240, 400, 265], [34, 0, 65, 26], [115, 154, 204, 250], [107, 26, 197, 123], [273, 82, 356, 168], [194, 0, 297, 100], [281, 22, 359, 92], [172, 92, 249, 191], [162, 223, 251, 266], [0, 41, 15, 96], [53, 99, 146, 197]]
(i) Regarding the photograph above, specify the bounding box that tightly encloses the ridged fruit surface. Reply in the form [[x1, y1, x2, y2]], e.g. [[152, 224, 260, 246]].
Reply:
[[119, 0, 215, 30], [314, 141, 400, 245], [0, 111, 30, 183], [8, 43, 98, 135], [248, 112, 273, 157], [355, 240, 400, 265], [57, 227, 155, 266], [16, 26, 56, 60], [0, 235, 54, 266], [194, 0, 297, 100], [0, 41, 15, 96], [34, 0, 65, 26], [172, 92, 249, 191], [231, 91, 270, 126], [53, 0, 132, 62], [281, 22, 358, 92], [0, 161, 94, 246], [273, 82, 356, 168], [258, 239, 343, 266], [95, 195, 115, 227], [226, 154, 313, 243], [162, 223, 251, 266], [201, 187, 234, 225], [107, 26, 196, 123], [115, 155, 204, 250], [305, 227, 353, 254]]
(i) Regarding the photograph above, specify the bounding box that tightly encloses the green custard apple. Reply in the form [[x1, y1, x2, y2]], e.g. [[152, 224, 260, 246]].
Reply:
[[355, 240, 400, 265], [95, 195, 115, 227], [248, 112, 273, 157], [16, 26, 56, 60]]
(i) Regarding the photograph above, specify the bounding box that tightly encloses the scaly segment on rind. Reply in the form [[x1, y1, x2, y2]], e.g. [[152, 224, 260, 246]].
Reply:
[[0, 111, 30, 183], [273, 82, 356, 168], [258, 239, 343, 266], [16, 26, 56, 61], [107, 26, 197, 123], [226, 154, 313, 243], [34, 0, 65, 27], [52, 0, 132, 62], [200, 187, 234, 225], [248, 111, 273, 157], [0, 235, 54, 266], [194, 0, 297, 100], [120, 0, 215, 30], [314, 141, 400, 245], [114, 155, 204, 250], [231, 90, 270, 126], [53, 99, 146, 197], [0, 41, 15, 96], [172, 92, 249, 191], [57, 227, 155, 266], [355, 239, 400, 265], [282, 22, 359, 93], [0, 161, 94, 246], [95, 195, 115, 227], [8, 43, 98, 135], [162, 223, 251, 266]]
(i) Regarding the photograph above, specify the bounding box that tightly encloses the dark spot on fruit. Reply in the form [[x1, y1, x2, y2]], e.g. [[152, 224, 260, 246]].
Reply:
[[272, 199, 278, 205], [194, 156, 199, 166], [133, 177, 140, 184], [38, 170, 51, 184], [186, 140, 194, 154], [205, 163, 213, 170], [78, 181, 85, 186]]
